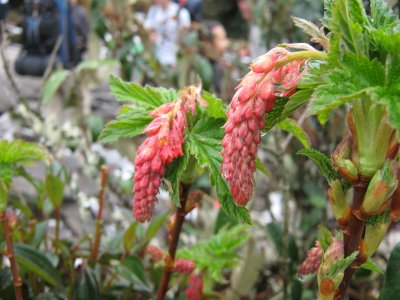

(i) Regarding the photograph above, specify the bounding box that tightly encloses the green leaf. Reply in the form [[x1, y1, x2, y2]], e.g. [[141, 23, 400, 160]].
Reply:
[[32, 221, 49, 249], [380, 243, 400, 299], [283, 89, 313, 117], [1, 243, 62, 286], [309, 54, 385, 124], [123, 223, 138, 253], [164, 145, 190, 206], [194, 55, 213, 91], [43, 70, 70, 104], [291, 16, 328, 46], [98, 106, 153, 143], [298, 148, 339, 182], [145, 212, 169, 243], [45, 175, 64, 208], [264, 97, 289, 132], [116, 256, 150, 292], [178, 225, 249, 283], [255, 158, 270, 177], [370, 0, 399, 30], [361, 258, 384, 274], [109, 75, 175, 109], [277, 118, 310, 149], [186, 117, 251, 224], [328, 251, 358, 278], [201, 91, 227, 119], [266, 222, 284, 255], [72, 268, 100, 300], [317, 225, 333, 252], [0, 140, 50, 165]]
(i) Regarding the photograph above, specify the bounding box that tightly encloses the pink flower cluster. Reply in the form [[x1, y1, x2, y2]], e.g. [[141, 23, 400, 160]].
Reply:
[[133, 87, 202, 222], [221, 47, 306, 205], [299, 241, 322, 275], [173, 258, 196, 275], [185, 274, 203, 300]]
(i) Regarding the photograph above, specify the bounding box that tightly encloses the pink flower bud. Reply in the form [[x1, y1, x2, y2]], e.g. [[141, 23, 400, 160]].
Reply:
[[146, 245, 166, 262], [173, 259, 196, 275], [185, 274, 203, 300], [299, 241, 322, 275], [133, 87, 203, 222], [221, 47, 307, 206]]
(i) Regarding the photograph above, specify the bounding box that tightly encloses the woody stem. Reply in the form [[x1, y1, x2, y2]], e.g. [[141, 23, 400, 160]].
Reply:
[[0, 211, 23, 300], [334, 180, 369, 300], [156, 183, 190, 300]]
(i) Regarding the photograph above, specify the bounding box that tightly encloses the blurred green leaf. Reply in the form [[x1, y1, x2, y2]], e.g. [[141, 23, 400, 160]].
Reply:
[[194, 55, 213, 91], [43, 70, 70, 104], [277, 118, 310, 149], [379, 243, 400, 299], [32, 221, 49, 249], [72, 268, 100, 300], [123, 223, 138, 253], [0, 243, 62, 286], [45, 175, 64, 208], [317, 225, 333, 252], [255, 158, 270, 177], [0, 140, 50, 166], [116, 256, 150, 292], [264, 98, 289, 132], [291, 279, 303, 300], [145, 212, 169, 243], [266, 222, 284, 255]]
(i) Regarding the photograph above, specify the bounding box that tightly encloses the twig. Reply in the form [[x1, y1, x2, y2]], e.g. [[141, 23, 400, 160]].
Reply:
[[54, 207, 61, 254], [0, 211, 23, 300], [41, 35, 63, 85], [89, 165, 108, 266], [156, 183, 191, 300], [0, 22, 29, 109]]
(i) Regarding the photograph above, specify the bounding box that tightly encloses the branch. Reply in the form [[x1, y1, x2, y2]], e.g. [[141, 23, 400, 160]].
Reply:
[[0, 211, 23, 300], [334, 178, 369, 300], [89, 165, 108, 266], [156, 183, 191, 300]]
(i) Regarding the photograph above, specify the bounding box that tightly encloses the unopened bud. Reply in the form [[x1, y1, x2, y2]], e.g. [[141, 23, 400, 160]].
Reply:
[[337, 159, 359, 183], [332, 135, 352, 165], [146, 245, 166, 262], [173, 258, 196, 275], [299, 241, 322, 275], [364, 221, 390, 257], [328, 180, 347, 220], [363, 160, 398, 214]]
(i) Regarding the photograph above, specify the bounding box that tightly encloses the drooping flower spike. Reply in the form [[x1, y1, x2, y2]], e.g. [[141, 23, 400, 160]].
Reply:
[[133, 86, 203, 222], [221, 47, 309, 205]]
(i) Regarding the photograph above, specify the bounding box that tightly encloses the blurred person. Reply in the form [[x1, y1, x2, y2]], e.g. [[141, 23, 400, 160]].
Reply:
[[70, 0, 89, 61], [0, 0, 9, 22], [237, 0, 266, 58], [198, 20, 229, 94], [144, 0, 191, 67], [173, 0, 202, 22]]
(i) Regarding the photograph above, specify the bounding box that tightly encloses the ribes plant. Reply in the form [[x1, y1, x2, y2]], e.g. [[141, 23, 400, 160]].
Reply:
[[101, 0, 400, 299]]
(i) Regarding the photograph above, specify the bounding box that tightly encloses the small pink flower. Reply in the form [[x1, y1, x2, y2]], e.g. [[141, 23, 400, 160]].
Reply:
[[325, 238, 344, 262], [173, 258, 196, 275], [221, 47, 306, 205], [299, 241, 322, 275], [133, 87, 203, 222], [185, 274, 203, 300]]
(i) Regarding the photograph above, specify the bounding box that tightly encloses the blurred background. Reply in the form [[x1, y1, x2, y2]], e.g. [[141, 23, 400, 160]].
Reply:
[[1, 0, 400, 299]]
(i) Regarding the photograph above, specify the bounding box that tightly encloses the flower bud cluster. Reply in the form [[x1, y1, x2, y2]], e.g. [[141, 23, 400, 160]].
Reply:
[[185, 274, 203, 300], [299, 241, 322, 275], [221, 47, 306, 205], [146, 245, 166, 262], [173, 258, 196, 275], [133, 87, 202, 222]]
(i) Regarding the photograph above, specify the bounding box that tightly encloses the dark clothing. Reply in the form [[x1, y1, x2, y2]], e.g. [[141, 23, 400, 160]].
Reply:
[[71, 4, 89, 56], [173, 0, 202, 22]]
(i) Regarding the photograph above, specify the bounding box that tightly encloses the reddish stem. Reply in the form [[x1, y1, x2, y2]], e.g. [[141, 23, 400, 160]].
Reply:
[[156, 184, 191, 300], [89, 165, 108, 266], [0, 211, 23, 300], [334, 179, 369, 300]]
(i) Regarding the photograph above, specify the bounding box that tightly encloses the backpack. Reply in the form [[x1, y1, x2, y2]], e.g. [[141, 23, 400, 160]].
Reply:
[[15, 0, 79, 76]]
